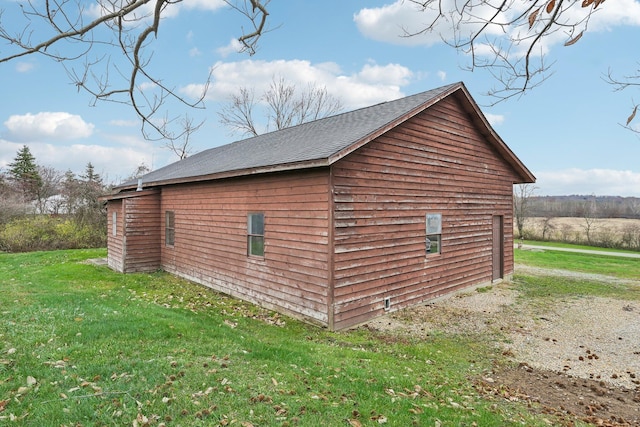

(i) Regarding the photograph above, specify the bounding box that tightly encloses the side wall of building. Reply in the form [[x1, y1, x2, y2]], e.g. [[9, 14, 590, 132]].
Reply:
[[159, 170, 332, 325], [331, 95, 520, 330], [106, 199, 124, 272], [123, 191, 161, 273]]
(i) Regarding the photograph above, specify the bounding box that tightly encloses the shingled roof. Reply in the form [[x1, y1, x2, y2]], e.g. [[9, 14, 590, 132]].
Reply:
[[115, 82, 534, 191]]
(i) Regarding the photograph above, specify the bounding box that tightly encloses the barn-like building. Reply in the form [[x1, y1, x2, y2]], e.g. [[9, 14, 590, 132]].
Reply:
[[103, 82, 535, 331]]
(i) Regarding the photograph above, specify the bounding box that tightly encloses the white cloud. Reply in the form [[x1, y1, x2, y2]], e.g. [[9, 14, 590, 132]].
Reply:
[[4, 112, 94, 141], [86, 0, 226, 20], [354, 0, 640, 56], [181, 59, 415, 110], [437, 70, 447, 81], [216, 38, 243, 58], [109, 119, 138, 127], [357, 62, 412, 85], [0, 137, 162, 184], [180, 0, 226, 12], [16, 62, 35, 73], [484, 113, 505, 126], [536, 168, 640, 197], [354, 1, 447, 46]]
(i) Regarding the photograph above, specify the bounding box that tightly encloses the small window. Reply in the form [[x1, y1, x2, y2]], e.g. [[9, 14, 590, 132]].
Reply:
[[247, 213, 265, 257], [426, 213, 442, 255], [112, 211, 117, 237], [165, 211, 175, 246]]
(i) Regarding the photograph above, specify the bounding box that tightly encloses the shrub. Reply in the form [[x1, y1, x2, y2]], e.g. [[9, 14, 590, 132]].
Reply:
[[0, 215, 106, 252], [621, 225, 640, 251]]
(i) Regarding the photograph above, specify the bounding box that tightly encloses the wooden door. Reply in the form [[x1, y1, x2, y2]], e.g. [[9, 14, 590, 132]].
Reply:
[[492, 215, 504, 281]]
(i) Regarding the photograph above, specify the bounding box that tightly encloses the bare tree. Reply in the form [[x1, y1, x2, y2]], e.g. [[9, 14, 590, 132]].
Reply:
[[513, 183, 537, 239], [405, 0, 637, 128], [35, 166, 63, 214], [0, 0, 270, 143], [626, 197, 640, 218], [0, 169, 28, 223], [540, 216, 556, 241], [161, 115, 203, 160], [219, 76, 343, 137], [579, 195, 599, 245]]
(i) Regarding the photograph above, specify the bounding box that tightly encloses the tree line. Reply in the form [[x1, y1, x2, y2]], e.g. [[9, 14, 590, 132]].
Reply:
[[514, 184, 640, 251], [526, 195, 640, 219], [0, 145, 113, 252]]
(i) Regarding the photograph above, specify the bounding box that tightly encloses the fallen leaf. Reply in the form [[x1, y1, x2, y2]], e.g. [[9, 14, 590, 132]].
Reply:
[[26, 376, 37, 387], [348, 420, 363, 427], [6, 348, 16, 355], [0, 399, 8, 412], [271, 377, 278, 386]]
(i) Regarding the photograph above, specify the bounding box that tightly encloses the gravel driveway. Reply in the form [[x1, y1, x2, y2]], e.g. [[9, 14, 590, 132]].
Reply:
[[363, 264, 640, 425]]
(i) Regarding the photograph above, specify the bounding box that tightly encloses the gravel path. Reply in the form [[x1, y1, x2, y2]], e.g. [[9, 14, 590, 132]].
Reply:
[[365, 264, 640, 390]]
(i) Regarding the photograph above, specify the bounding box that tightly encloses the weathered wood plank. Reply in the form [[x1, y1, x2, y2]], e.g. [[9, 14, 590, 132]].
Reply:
[[331, 95, 519, 329]]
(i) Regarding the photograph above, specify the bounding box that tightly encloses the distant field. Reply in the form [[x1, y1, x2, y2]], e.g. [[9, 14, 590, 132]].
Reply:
[[518, 217, 640, 249]]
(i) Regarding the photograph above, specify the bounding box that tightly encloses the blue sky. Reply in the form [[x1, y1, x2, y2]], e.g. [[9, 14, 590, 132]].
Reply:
[[1, 0, 639, 196]]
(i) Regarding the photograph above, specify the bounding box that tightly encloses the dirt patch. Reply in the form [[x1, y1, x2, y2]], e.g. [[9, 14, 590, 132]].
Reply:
[[362, 268, 640, 426], [478, 363, 640, 426]]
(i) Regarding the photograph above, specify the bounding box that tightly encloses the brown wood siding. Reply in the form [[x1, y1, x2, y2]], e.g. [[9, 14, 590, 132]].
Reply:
[[331, 96, 520, 330], [122, 192, 161, 273], [160, 169, 331, 325], [106, 199, 124, 272]]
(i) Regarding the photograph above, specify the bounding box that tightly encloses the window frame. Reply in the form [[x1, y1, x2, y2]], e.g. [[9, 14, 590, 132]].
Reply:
[[165, 210, 175, 247], [247, 212, 265, 257], [112, 211, 117, 237], [426, 213, 442, 255]]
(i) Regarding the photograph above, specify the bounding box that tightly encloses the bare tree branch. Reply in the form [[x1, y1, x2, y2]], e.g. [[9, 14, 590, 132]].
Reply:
[[604, 64, 640, 132], [161, 115, 203, 160], [218, 87, 260, 137], [0, 0, 270, 148], [405, 0, 607, 102]]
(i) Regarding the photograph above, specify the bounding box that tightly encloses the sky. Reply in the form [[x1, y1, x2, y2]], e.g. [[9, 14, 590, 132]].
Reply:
[[1, 0, 640, 197]]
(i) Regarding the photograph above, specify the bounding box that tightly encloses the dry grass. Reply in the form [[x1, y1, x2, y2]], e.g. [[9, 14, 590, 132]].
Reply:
[[518, 217, 640, 249]]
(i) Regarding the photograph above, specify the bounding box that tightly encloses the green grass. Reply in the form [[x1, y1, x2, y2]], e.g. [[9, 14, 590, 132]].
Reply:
[[515, 246, 640, 280], [520, 239, 640, 254], [513, 274, 640, 301], [1, 249, 552, 427]]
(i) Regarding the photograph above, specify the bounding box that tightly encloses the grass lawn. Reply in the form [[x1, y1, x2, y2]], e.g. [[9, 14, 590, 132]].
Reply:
[[515, 244, 640, 280], [2, 248, 633, 426], [520, 239, 640, 254]]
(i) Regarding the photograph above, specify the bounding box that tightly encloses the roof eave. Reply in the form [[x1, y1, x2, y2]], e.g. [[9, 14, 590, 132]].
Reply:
[[114, 158, 332, 192]]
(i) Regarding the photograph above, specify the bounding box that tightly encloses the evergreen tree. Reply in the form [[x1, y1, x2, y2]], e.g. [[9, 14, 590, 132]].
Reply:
[[8, 145, 42, 202]]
